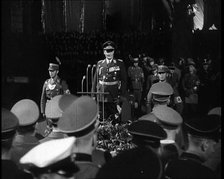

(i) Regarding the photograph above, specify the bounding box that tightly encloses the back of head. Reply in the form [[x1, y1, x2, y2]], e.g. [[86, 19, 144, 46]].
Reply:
[[96, 147, 162, 179]]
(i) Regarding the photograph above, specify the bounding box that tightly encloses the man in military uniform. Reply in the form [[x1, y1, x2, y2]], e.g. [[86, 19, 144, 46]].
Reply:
[[10, 99, 40, 167], [146, 81, 174, 113], [152, 65, 183, 114], [2, 108, 33, 179], [92, 41, 127, 124], [57, 96, 101, 178], [40, 62, 70, 118], [164, 114, 220, 179], [40, 62, 70, 136], [127, 55, 144, 117]]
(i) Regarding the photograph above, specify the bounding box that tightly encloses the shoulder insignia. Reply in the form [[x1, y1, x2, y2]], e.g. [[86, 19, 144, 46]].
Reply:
[[98, 59, 104, 64]]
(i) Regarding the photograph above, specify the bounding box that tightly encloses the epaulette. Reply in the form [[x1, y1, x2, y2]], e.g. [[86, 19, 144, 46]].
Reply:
[[98, 60, 104, 64]]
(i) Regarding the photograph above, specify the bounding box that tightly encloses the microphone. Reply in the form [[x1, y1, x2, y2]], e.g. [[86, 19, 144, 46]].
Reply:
[[81, 75, 86, 93]]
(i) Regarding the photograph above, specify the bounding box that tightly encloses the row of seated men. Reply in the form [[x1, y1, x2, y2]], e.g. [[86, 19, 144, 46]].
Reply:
[[2, 92, 221, 179]]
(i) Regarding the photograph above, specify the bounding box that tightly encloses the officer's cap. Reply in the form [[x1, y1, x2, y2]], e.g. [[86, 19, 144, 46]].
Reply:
[[138, 113, 158, 123], [158, 65, 169, 73], [168, 65, 175, 70], [152, 105, 183, 129], [20, 137, 78, 175], [11, 99, 39, 126], [58, 96, 98, 136], [102, 41, 115, 49], [208, 107, 221, 116], [45, 95, 63, 119], [150, 82, 173, 95], [133, 57, 139, 62], [184, 114, 220, 140], [152, 64, 158, 71], [128, 120, 167, 145], [2, 108, 19, 141], [58, 94, 78, 112], [48, 63, 59, 71]]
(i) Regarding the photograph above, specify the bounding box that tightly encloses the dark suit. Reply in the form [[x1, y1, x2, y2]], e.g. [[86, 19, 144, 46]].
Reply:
[[2, 160, 33, 179]]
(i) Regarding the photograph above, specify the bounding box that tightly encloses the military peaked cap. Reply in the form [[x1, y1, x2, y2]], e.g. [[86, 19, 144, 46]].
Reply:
[[184, 114, 220, 140], [208, 107, 221, 116], [20, 137, 78, 175], [58, 96, 98, 136], [48, 63, 59, 71], [2, 108, 19, 141], [11, 99, 39, 126], [152, 105, 183, 129], [128, 120, 167, 144], [102, 41, 115, 49], [158, 65, 169, 73]]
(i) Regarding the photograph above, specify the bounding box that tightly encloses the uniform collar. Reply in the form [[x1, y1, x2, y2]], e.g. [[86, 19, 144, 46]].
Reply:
[[180, 152, 205, 163], [74, 153, 92, 162]]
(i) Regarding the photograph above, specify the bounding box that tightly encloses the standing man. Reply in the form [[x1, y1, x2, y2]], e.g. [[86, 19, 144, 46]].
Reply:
[[92, 41, 127, 124], [39, 61, 70, 136], [128, 55, 144, 117]]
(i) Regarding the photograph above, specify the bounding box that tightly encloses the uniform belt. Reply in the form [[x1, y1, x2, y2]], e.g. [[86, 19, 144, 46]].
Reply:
[[99, 80, 118, 85]]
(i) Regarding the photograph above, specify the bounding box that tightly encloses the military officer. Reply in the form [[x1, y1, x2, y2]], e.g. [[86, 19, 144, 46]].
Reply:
[[40, 62, 70, 136], [92, 41, 127, 124], [146, 81, 174, 113], [155, 65, 183, 114], [10, 99, 40, 167], [2, 108, 33, 179], [164, 114, 220, 179], [57, 96, 101, 179], [127, 55, 144, 117], [40, 62, 70, 118]]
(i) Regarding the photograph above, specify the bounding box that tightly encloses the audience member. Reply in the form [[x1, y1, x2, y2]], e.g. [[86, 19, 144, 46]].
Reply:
[[2, 108, 33, 179], [164, 114, 220, 179], [10, 99, 40, 168], [57, 96, 106, 178]]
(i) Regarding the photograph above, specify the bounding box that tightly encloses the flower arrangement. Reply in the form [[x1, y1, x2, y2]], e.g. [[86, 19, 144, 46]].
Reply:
[[96, 120, 135, 156]]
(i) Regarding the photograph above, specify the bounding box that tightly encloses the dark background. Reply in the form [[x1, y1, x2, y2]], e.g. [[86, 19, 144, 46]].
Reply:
[[1, 0, 221, 109]]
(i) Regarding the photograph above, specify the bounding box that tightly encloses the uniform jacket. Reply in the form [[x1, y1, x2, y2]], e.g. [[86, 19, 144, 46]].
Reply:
[[2, 160, 33, 179], [40, 76, 69, 114], [128, 66, 144, 91], [164, 152, 217, 179], [73, 153, 100, 179], [92, 58, 127, 102], [92, 148, 112, 167]]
